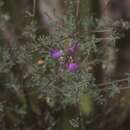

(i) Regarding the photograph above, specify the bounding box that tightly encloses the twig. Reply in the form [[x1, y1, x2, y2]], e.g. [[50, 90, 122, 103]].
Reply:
[[33, 0, 36, 17], [0, 25, 18, 62], [101, 0, 111, 15], [76, 0, 80, 18], [98, 77, 129, 88]]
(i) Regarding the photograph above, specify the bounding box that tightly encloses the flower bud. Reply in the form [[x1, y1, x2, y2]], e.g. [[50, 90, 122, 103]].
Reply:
[[49, 49, 63, 59]]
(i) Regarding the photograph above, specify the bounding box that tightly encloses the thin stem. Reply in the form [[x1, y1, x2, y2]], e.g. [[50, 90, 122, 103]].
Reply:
[[79, 110, 85, 130], [76, 0, 80, 18], [33, 0, 36, 17], [100, 0, 111, 15], [98, 77, 129, 88]]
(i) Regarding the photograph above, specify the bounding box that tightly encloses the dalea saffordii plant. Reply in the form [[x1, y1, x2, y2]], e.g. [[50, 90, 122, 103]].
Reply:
[[0, 0, 127, 109], [1, 0, 130, 129]]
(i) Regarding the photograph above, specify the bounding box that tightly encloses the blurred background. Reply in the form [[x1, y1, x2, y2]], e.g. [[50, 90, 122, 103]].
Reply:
[[1, 0, 130, 130]]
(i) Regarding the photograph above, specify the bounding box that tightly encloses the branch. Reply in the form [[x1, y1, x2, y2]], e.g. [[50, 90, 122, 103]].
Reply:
[[0, 25, 18, 62]]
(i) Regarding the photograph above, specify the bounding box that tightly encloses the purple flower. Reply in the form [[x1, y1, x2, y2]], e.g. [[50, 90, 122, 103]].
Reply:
[[67, 43, 80, 55], [67, 63, 79, 72], [49, 49, 63, 59]]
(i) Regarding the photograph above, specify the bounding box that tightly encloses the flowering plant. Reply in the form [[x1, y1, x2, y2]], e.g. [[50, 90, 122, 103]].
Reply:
[[49, 43, 80, 72], [0, 0, 129, 130]]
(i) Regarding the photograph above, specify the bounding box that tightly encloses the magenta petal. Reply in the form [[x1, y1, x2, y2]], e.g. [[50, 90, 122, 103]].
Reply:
[[49, 49, 62, 59], [67, 43, 80, 55], [67, 63, 79, 72]]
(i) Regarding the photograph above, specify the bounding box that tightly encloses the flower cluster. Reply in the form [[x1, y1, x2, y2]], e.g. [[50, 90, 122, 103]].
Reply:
[[49, 43, 80, 72]]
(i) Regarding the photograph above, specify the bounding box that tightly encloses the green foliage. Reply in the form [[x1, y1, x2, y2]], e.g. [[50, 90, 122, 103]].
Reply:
[[0, 0, 130, 130]]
